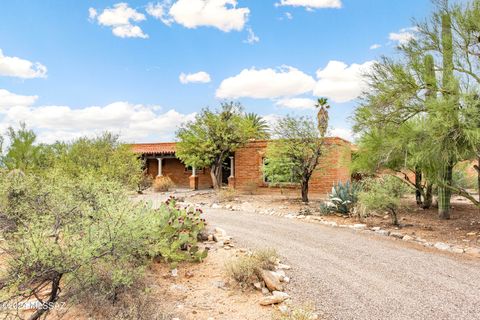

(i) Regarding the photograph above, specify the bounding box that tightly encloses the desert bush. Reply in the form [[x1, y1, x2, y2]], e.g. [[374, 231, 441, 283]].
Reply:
[[0, 171, 206, 319], [153, 176, 175, 192], [322, 181, 361, 215], [244, 181, 258, 194], [357, 176, 409, 226], [273, 305, 318, 320], [137, 173, 154, 193], [225, 248, 278, 287], [217, 187, 236, 202]]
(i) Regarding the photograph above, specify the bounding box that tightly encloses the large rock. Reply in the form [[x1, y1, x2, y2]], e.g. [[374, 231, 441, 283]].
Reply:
[[260, 270, 283, 291], [259, 291, 289, 306], [434, 242, 450, 251]]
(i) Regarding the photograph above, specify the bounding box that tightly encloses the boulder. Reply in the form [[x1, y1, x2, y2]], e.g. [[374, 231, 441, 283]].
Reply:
[[259, 291, 289, 306], [260, 270, 283, 291]]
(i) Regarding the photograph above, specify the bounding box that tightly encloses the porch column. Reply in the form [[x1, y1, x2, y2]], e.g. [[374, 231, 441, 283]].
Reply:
[[189, 166, 199, 190], [157, 158, 163, 177], [228, 156, 236, 188]]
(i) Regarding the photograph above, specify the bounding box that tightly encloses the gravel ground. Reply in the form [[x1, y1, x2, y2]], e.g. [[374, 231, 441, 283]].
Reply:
[[206, 208, 480, 320]]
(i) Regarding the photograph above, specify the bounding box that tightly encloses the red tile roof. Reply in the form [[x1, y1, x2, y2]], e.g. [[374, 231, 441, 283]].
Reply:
[[131, 142, 176, 154]]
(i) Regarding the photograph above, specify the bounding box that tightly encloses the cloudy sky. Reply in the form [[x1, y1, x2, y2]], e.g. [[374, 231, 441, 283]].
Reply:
[[0, 0, 432, 143]]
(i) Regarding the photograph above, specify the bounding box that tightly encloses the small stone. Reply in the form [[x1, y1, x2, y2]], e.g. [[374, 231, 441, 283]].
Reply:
[[465, 247, 480, 255], [277, 263, 292, 270], [434, 242, 450, 251], [185, 270, 194, 278], [450, 247, 464, 254], [207, 234, 214, 241], [297, 215, 306, 219], [383, 215, 390, 220], [283, 276, 290, 283], [253, 282, 263, 290], [375, 230, 390, 236], [353, 224, 367, 230], [402, 235, 414, 241], [259, 291, 289, 306], [371, 227, 381, 232], [171, 268, 178, 277], [390, 232, 404, 239], [466, 232, 477, 236], [211, 203, 221, 209], [261, 287, 270, 295], [214, 227, 227, 236], [223, 246, 231, 250], [278, 305, 289, 314]]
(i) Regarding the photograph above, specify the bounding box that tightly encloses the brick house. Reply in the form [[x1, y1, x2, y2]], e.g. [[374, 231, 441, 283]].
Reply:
[[132, 137, 353, 195]]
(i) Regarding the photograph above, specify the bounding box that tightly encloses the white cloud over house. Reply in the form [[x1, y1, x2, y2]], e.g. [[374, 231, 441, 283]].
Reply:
[[275, 0, 342, 9], [148, 0, 250, 32], [217, 60, 374, 104], [0, 49, 47, 79], [0, 90, 195, 143], [179, 71, 211, 84], [89, 3, 148, 39], [313, 60, 375, 103], [216, 66, 315, 99]]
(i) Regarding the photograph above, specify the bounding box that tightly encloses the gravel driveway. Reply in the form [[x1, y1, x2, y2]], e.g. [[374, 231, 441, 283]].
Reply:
[[206, 208, 480, 320]]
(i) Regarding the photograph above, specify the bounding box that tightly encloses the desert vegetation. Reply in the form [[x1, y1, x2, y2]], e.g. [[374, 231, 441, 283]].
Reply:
[[0, 126, 207, 319]]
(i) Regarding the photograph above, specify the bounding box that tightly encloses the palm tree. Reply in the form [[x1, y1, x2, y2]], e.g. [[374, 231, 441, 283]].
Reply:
[[245, 113, 270, 139], [315, 98, 330, 137]]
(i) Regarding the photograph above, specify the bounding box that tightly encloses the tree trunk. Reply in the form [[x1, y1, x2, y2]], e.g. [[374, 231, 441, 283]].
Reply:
[[415, 168, 423, 206], [389, 207, 398, 226], [210, 162, 222, 190], [29, 273, 62, 320], [476, 157, 480, 202], [422, 184, 433, 209], [301, 176, 309, 203], [438, 164, 453, 219]]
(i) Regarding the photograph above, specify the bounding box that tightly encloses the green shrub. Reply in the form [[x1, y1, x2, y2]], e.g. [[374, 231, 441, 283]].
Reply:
[[357, 175, 409, 225], [326, 181, 362, 215], [0, 171, 206, 319]]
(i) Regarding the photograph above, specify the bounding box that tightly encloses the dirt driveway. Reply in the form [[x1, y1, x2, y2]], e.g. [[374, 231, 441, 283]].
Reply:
[[206, 208, 480, 320]]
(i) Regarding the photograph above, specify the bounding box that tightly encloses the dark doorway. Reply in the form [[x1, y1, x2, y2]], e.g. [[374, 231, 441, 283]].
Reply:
[[221, 157, 231, 186]]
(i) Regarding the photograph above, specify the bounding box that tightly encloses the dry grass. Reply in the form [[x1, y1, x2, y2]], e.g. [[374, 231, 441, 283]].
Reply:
[[217, 187, 237, 202], [153, 176, 175, 192], [273, 305, 318, 320], [225, 248, 279, 286]]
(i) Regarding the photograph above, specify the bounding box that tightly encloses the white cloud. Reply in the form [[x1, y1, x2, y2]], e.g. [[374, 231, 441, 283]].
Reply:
[[89, 3, 148, 39], [313, 60, 375, 103], [329, 127, 354, 142], [146, 2, 174, 26], [275, 97, 315, 109], [162, 0, 250, 32], [0, 91, 195, 143], [389, 27, 417, 45], [285, 12, 293, 19], [369, 43, 381, 50], [0, 89, 38, 108], [179, 71, 211, 84], [0, 49, 47, 79], [244, 27, 259, 44], [275, 0, 342, 9], [216, 66, 315, 99]]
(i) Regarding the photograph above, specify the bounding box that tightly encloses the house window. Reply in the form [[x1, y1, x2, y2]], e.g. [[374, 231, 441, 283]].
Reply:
[[185, 166, 204, 173]]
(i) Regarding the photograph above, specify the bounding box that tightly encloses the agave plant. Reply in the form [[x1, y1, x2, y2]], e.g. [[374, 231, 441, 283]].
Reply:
[[328, 181, 362, 215]]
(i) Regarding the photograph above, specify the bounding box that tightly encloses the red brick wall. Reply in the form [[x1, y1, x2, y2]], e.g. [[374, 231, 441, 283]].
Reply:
[[233, 138, 352, 195], [146, 158, 213, 189]]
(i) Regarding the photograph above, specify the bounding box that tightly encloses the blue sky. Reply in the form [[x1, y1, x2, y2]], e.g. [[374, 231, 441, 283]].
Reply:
[[0, 0, 433, 143]]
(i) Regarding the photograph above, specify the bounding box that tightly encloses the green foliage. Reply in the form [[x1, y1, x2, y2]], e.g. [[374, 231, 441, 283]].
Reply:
[[358, 176, 409, 225], [0, 171, 206, 317], [263, 115, 325, 202], [1, 123, 44, 171], [245, 112, 270, 139], [176, 102, 259, 188], [327, 181, 362, 215]]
